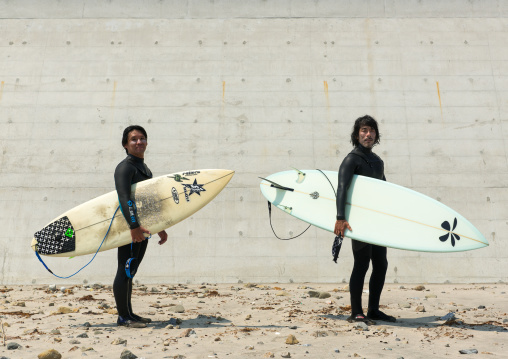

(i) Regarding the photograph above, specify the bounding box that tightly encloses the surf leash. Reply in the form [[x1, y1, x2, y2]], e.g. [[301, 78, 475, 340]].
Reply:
[[34, 206, 120, 279], [267, 201, 311, 240]]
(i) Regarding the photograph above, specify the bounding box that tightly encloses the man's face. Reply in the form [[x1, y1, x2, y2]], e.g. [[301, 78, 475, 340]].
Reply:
[[357, 125, 376, 149], [124, 130, 147, 158]]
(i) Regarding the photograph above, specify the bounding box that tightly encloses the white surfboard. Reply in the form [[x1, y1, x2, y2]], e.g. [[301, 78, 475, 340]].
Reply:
[[32, 169, 234, 257], [260, 170, 488, 252]]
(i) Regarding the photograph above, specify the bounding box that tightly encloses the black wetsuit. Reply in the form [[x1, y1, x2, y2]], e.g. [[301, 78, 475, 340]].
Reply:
[[113, 154, 152, 318], [336, 144, 388, 317]]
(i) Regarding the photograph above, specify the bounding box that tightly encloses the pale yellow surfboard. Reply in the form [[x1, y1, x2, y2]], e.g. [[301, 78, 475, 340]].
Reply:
[[32, 169, 234, 257]]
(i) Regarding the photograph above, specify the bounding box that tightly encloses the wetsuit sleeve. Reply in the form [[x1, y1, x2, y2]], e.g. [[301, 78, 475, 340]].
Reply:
[[336, 155, 358, 220], [114, 162, 140, 229]]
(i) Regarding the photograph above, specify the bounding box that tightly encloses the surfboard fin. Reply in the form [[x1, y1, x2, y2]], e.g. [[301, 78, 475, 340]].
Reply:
[[290, 167, 306, 183], [259, 177, 294, 192]]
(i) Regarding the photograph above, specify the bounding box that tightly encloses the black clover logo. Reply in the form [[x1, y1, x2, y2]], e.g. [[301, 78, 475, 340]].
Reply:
[[439, 218, 461, 247]]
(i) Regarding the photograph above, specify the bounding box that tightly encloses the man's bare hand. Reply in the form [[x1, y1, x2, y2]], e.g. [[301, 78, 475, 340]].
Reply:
[[131, 226, 151, 243], [334, 220, 352, 237]]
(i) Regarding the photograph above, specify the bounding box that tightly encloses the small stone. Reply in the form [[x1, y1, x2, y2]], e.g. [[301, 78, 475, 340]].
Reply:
[[37, 349, 62, 359], [169, 304, 185, 313], [459, 349, 478, 354], [308, 291, 319, 298], [179, 328, 193, 337], [318, 292, 331, 299], [399, 302, 411, 308], [50, 329, 61, 335], [334, 349, 340, 353], [246, 314, 252, 320], [14, 301, 25, 307], [354, 322, 369, 331], [415, 305, 426, 312], [285, 334, 299, 345], [425, 294, 437, 299], [214, 337, 221, 341], [120, 349, 138, 359], [7, 342, 21, 350], [414, 285, 426, 291], [289, 326, 297, 329], [80, 347, 94, 352], [112, 338, 127, 345], [83, 322, 91, 327], [478, 305, 486, 309], [440, 312, 456, 321], [54, 337, 62, 342], [77, 332, 89, 338], [69, 339, 80, 344], [55, 306, 73, 314], [264, 352, 275, 358], [245, 345, 255, 350], [313, 330, 328, 337], [48, 284, 57, 291], [281, 353, 291, 358], [150, 287, 159, 293]]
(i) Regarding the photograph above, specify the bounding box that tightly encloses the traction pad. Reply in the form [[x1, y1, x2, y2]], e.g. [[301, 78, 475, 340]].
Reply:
[[34, 216, 76, 255]]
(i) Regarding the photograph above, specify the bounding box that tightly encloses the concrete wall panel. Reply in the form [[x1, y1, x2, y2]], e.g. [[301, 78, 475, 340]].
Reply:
[[1, 0, 507, 284]]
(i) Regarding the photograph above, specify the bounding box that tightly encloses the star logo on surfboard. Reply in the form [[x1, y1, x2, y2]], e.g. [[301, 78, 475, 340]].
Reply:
[[182, 179, 206, 196], [439, 218, 461, 247]]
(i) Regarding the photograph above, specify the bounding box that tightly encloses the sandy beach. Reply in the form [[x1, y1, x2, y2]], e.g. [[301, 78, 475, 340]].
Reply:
[[0, 283, 506, 359]]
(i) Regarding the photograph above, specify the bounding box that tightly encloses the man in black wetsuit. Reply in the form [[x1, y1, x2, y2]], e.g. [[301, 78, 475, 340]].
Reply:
[[334, 115, 396, 324], [114, 125, 168, 328]]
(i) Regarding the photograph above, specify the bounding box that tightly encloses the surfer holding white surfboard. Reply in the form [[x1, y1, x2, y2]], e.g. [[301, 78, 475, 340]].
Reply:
[[113, 125, 168, 328], [334, 115, 396, 324]]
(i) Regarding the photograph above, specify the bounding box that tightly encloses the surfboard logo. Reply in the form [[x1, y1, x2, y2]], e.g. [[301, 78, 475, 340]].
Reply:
[[439, 218, 461, 247], [182, 179, 206, 197], [168, 174, 189, 182], [310, 191, 319, 199], [171, 187, 179, 204]]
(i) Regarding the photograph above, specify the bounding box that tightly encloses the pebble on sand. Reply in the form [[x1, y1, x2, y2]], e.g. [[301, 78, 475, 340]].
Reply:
[[37, 349, 62, 359], [459, 349, 479, 354], [169, 304, 185, 313], [111, 338, 127, 345], [285, 334, 299, 344], [7, 342, 21, 350], [120, 349, 138, 359]]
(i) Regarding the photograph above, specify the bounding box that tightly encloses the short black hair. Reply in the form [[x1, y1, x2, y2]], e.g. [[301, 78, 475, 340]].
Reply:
[[122, 125, 148, 154], [350, 115, 381, 147]]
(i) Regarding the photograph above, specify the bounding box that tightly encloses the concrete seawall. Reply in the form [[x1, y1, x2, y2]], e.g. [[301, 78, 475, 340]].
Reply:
[[1, 0, 507, 284]]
